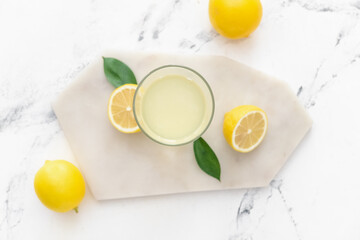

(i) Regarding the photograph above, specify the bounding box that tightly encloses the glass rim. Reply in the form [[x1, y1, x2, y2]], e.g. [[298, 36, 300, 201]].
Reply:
[[133, 65, 215, 146]]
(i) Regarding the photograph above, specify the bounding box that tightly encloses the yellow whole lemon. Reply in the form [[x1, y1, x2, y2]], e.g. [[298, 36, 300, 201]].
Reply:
[[209, 0, 263, 39], [34, 160, 86, 213]]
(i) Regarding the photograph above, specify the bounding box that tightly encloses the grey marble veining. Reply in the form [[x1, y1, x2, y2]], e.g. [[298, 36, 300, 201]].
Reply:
[[230, 179, 303, 240]]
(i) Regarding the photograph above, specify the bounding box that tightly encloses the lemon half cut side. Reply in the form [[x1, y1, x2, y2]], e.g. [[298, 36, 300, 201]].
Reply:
[[223, 105, 268, 153], [108, 84, 140, 133]]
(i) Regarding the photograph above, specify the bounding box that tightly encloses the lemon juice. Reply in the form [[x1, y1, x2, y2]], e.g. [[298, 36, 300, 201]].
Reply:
[[141, 75, 206, 141], [134, 65, 214, 146]]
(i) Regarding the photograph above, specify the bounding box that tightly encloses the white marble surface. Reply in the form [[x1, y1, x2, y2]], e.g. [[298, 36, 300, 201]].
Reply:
[[1, 0, 360, 239]]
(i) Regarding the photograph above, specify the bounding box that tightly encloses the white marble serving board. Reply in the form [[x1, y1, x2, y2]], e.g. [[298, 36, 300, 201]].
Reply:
[[52, 50, 312, 200]]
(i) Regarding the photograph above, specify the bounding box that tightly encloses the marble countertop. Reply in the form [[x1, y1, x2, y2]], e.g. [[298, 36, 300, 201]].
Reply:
[[1, 0, 360, 239]]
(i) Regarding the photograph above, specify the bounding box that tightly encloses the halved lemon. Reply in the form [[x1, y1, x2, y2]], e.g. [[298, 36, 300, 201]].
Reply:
[[223, 105, 267, 153], [108, 84, 140, 133]]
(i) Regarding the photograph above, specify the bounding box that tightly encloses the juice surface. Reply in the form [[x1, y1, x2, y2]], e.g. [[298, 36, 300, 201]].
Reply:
[[141, 75, 206, 141]]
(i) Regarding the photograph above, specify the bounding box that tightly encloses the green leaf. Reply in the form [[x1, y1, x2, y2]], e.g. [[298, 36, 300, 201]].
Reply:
[[103, 57, 137, 88], [193, 137, 221, 181]]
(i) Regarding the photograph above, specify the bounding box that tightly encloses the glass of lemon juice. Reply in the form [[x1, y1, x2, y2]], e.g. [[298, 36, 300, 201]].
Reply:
[[133, 65, 214, 146]]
